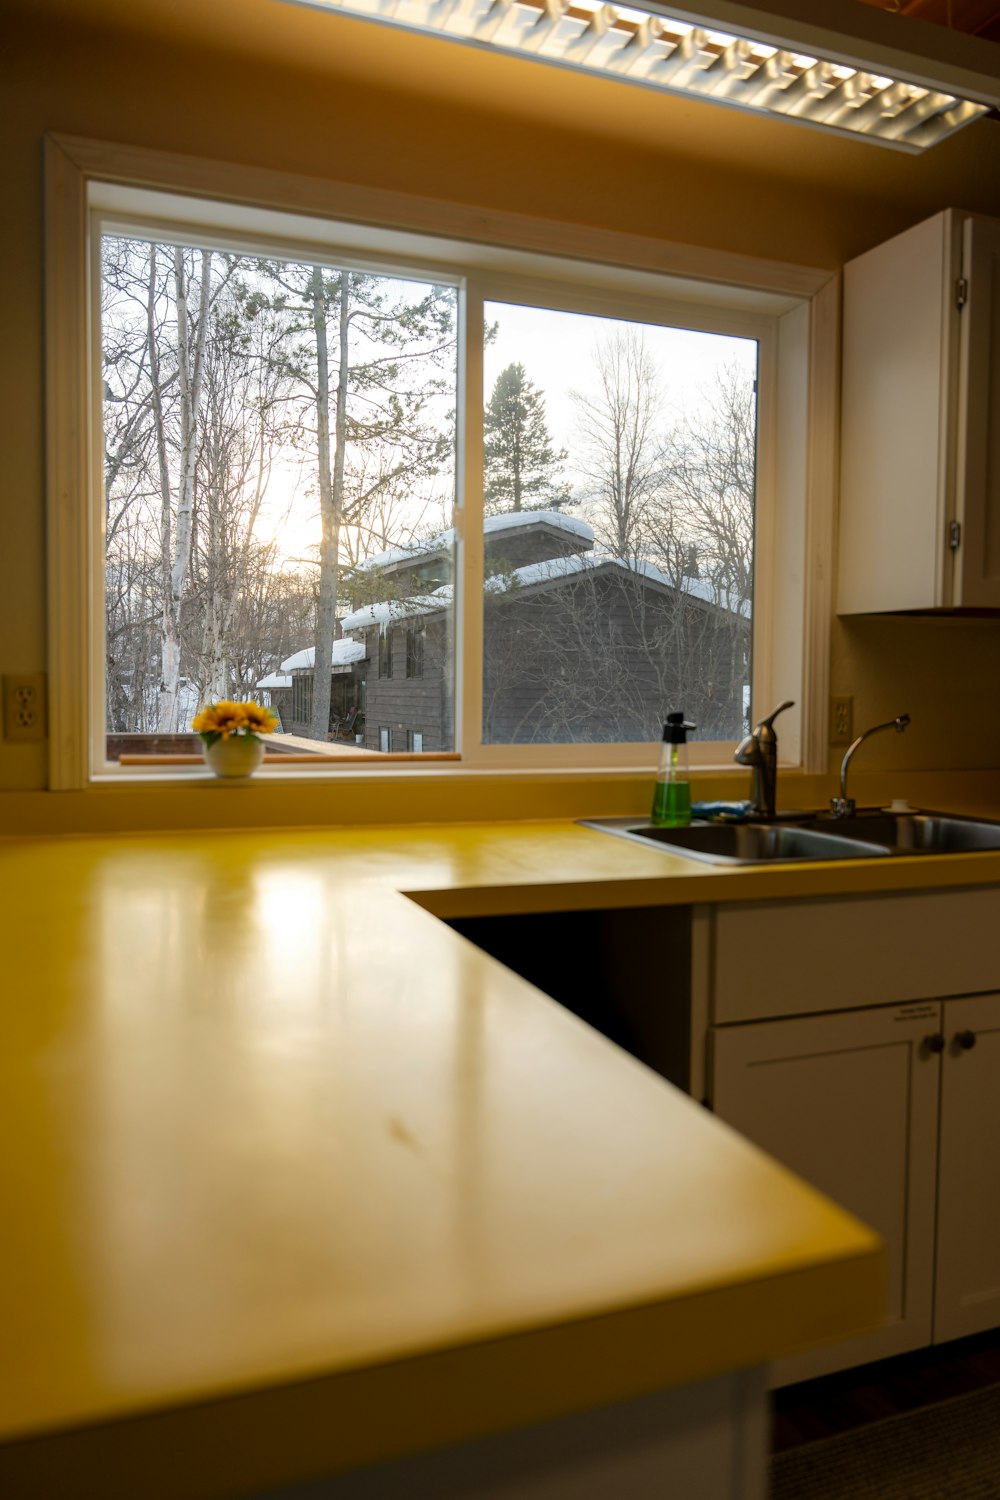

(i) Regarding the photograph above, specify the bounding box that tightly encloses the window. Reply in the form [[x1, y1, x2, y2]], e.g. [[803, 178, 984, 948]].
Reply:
[[379, 726, 391, 753], [292, 676, 313, 726], [47, 139, 834, 786], [406, 626, 425, 680], [481, 303, 756, 747], [407, 730, 424, 753], [379, 631, 394, 681]]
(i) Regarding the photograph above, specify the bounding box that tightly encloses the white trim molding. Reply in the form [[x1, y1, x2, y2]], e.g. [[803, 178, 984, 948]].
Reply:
[[45, 133, 836, 788]]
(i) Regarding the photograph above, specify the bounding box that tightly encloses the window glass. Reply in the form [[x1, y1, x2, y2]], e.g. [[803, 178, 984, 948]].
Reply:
[[379, 631, 394, 680], [406, 625, 425, 679], [101, 234, 457, 761], [292, 676, 313, 725], [481, 303, 756, 745]]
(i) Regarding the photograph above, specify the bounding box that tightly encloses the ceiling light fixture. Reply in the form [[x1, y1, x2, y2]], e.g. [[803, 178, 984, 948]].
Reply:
[[282, 0, 994, 148]]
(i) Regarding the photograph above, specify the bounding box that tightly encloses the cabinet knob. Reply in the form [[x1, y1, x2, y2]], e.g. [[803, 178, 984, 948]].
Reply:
[[956, 1030, 977, 1051], [924, 1033, 946, 1053]]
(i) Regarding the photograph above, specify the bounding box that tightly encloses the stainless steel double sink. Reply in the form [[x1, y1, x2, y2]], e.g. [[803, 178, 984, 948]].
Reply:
[[579, 812, 1000, 866]]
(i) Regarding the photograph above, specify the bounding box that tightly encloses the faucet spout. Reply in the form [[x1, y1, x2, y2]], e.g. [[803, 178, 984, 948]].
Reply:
[[734, 700, 795, 820], [830, 713, 911, 818]]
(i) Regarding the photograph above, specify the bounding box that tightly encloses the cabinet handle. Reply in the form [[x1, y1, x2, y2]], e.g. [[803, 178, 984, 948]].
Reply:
[[924, 1033, 946, 1053], [956, 1030, 977, 1051]]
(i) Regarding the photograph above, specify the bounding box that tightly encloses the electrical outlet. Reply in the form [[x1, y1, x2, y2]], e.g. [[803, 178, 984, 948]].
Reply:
[[3, 674, 47, 742], [830, 694, 853, 746]]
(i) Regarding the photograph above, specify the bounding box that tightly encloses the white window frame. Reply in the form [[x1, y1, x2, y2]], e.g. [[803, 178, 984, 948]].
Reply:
[[46, 133, 835, 789]]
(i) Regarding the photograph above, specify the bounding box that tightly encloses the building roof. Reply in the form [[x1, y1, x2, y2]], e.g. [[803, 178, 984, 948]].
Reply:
[[278, 639, 367, 673], [352, 510, 594, 576], [256, 672, 293, 690], [343, 551, 750, 631], [341, 595, 445, 632]]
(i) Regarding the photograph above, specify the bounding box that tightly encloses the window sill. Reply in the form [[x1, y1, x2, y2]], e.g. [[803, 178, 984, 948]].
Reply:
[[0, 764, 839, 840]]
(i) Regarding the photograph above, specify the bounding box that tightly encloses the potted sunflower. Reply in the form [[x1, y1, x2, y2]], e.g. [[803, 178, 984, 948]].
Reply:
[[192, 700, 278, 780]]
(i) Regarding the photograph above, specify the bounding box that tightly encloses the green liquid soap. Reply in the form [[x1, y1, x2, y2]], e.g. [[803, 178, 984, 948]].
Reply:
[[651, 779, 692, 827]]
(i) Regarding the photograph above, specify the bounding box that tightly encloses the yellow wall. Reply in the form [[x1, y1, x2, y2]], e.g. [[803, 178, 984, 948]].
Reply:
[[4, 0, 1000, 821]]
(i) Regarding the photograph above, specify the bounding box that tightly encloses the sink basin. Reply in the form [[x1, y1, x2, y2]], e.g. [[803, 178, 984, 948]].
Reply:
[[802, 813, 1000, 855], [578, 818, 891, 865]]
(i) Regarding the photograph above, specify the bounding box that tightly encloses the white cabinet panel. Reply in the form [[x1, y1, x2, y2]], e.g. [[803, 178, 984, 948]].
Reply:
[[838, 209, 1000, 612], [934, 992, 1000, 1343], [838, 211, 956, 615], [712, 888, 1000, 1024], [712, 1004, 940, 1382], [956, 217, 1000, 606]]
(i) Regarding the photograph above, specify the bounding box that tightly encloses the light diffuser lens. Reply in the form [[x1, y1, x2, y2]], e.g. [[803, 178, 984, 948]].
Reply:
[[284, 0, 988, 149]]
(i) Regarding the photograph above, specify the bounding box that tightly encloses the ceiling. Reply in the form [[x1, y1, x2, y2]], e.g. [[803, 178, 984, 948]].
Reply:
[[854, 0, 1000, 43]]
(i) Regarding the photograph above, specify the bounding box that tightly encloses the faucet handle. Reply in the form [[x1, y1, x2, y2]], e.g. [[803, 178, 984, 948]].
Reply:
[[754, 700, 795, 735]]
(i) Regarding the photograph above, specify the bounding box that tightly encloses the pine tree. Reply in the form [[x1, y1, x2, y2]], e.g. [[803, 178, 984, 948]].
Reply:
[[483, 363, 568, 513]]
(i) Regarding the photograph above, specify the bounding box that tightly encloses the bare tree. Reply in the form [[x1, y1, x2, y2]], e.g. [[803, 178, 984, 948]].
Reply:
[[152, 247, 215, 730], [571, 329, 662, 562], [654, 366, 755, 614], [647, 364, 756, 735], [259, 263, 456, 741], [187, 275, 298, 704]]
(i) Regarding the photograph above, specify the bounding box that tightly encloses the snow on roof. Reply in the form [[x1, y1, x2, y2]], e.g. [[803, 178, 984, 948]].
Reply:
[[510, 555, 751, 618], [341, 595, 445, 632], [256, 672, 292, 690], [484, 509, 593, 543], [352, 510, 594, 574], [279, 638, 366, 673], [344, 553, 749, 627]]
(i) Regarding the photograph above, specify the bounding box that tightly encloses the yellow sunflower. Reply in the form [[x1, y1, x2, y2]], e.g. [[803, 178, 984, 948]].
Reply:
[[211, 700, 248, 737], [192, 704, 223, 735], [241, 702, 279, 735]]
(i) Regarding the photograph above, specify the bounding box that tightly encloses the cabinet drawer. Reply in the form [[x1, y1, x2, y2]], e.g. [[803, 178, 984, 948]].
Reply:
[[713, 887, 1000, 1023]]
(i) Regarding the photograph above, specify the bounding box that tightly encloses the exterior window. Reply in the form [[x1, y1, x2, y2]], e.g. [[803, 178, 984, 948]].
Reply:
[[407, 730, 424, 752], [406, 626, 425, 679], [379, 632, 394, 681], [292, 676, 313, 725], [53, 156, 822, 785]]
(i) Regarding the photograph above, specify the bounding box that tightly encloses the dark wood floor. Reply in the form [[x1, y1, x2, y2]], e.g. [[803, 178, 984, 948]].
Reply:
[[771, 1330, 1000, 1452]]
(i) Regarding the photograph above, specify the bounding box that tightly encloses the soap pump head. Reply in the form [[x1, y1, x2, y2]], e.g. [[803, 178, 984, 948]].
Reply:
[[662, 713, 696, 744]]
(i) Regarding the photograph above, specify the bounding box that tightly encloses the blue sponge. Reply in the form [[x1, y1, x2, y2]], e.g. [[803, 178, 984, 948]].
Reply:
[[691, 800, 755, 823]]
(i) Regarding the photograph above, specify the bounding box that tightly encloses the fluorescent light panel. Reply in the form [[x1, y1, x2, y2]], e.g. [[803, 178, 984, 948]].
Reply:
[[284, 0, 987, 148]]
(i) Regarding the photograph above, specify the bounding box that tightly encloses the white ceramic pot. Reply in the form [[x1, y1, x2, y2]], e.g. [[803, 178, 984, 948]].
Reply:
[[203, 735, 265, 780]]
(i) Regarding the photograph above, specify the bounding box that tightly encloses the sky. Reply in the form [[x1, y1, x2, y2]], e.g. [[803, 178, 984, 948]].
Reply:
[[483, 301, 758, 478], [246, 298, 758, 566]]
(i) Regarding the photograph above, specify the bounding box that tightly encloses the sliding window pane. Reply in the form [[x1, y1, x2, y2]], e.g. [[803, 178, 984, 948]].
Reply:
[[101, 235, 457, 763], [481, 302, 756, 745]]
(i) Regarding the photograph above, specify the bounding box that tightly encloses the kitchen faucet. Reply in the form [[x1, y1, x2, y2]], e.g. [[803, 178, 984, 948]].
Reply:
[[830, 713, 911, 818], [734, 701, 794, 820]]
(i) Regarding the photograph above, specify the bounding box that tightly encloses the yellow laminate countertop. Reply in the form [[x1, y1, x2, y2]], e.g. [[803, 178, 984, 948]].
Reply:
[[7, 817, 988, 1497]]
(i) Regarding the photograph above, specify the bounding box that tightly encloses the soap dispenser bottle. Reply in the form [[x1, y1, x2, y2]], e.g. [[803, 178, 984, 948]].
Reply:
[[652, 713, 696, 827]]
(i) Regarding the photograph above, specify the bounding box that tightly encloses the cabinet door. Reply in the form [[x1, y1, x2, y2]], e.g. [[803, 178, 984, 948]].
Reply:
[[838, 211, 960, 613], [955, 216, 1000, 606], [712, 1004, 941, 1384], [934, 992, 1000, 1343]]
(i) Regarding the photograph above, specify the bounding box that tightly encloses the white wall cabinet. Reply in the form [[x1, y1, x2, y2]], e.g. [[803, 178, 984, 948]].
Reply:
[[838, 209, 1000, 612]]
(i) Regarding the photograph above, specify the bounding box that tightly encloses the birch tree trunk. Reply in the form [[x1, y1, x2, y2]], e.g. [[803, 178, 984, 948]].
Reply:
[[158, 247, 211, 731], [310, 268, 350, 743]]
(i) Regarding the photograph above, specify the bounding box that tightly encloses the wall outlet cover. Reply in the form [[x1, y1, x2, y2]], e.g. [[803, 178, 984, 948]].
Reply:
[[3, 673, 47, 742], [830, 695, 853, 746]]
